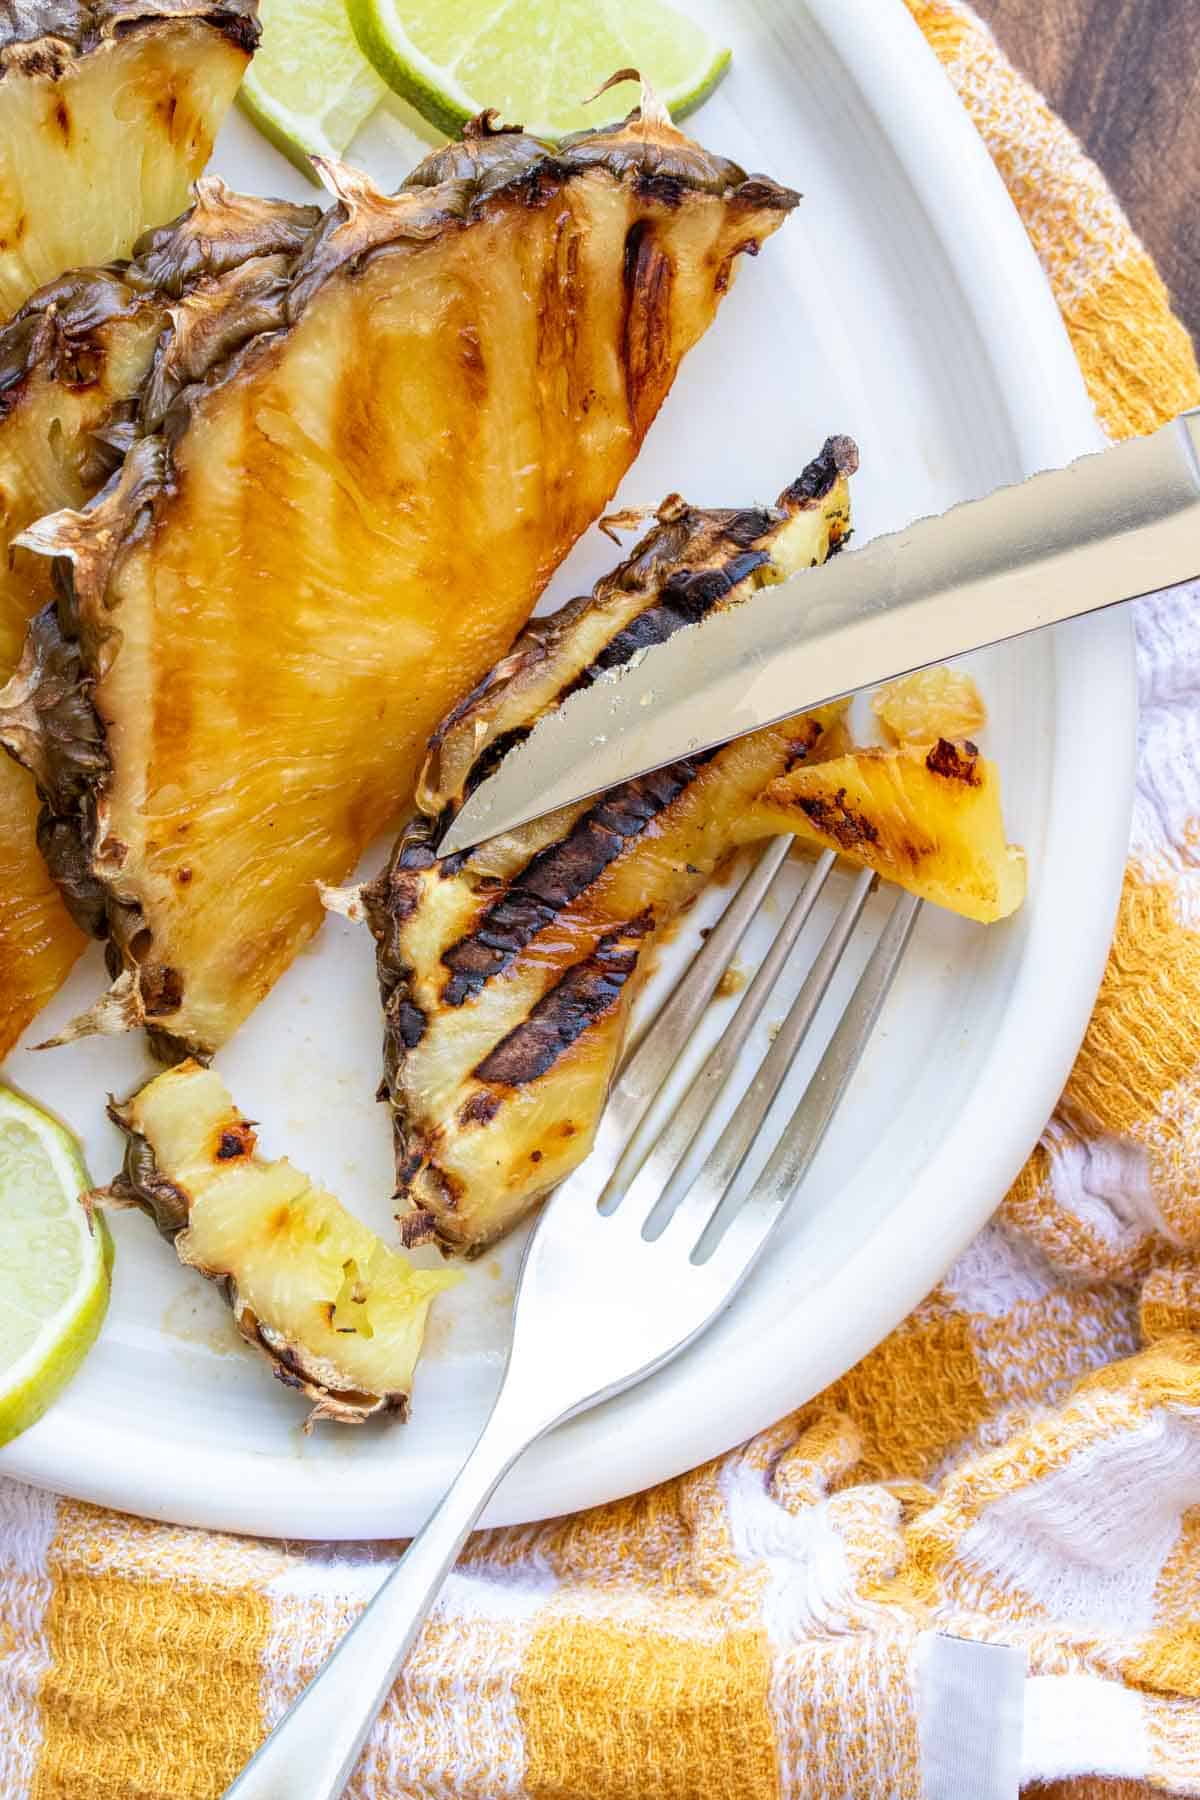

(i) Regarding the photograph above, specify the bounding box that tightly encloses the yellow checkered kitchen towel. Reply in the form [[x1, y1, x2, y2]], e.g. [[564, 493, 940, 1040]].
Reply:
[[5, 4, 1200, 1797]]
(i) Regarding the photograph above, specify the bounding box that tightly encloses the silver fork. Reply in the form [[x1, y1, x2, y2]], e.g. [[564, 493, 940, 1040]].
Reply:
[[223, 841, 921, 1800]]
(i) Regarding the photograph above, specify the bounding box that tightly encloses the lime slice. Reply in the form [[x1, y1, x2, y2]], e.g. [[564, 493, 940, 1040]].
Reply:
[[239, 0, 388, 181], [0, 1085, 112, 1448], [348, 0, 731, 143]]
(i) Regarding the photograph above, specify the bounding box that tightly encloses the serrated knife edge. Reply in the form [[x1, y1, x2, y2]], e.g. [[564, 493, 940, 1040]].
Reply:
[[440, 414, 1200, 854]]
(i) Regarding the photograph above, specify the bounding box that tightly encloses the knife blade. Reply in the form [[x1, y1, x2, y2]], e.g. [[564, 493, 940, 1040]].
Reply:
[[440, 411, 1200, 854]]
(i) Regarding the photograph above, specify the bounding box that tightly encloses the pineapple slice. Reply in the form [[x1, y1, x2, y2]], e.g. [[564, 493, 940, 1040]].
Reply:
[[872, 666, 986, 745], [108, 1061, 459, 1425], [0, 185, 319, 1060], [748, 739, 1026, 923], [0, 772, 85, 1061], [9, 107, 798, 1059], [0, 1, 258, 322], [347, 442, 856, 1256]]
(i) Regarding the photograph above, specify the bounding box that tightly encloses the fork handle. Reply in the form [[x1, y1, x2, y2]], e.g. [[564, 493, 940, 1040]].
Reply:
[[221, 1394, 541, 1800]]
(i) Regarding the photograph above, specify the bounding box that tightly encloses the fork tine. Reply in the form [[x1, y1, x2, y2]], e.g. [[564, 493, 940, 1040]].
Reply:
[[648, 866, 876, 1250], [625, 854, 855, 1233], [615, 837, 789, 1098], [602, 850, 836, 1219], [545, 837, 792, 1217], [694, 887, 923, 1273]]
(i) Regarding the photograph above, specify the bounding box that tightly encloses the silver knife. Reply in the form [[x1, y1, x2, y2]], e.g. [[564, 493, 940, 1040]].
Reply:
[[441, 412, 1200, 854]]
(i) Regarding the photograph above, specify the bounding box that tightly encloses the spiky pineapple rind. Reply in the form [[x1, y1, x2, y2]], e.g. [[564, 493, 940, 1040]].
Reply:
[[0, 180, 319, 432]]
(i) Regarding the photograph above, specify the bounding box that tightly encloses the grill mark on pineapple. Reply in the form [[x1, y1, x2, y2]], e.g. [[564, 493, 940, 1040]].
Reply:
[[621, 223, 675, 442], [156, 87, 181, 146], [384, 989, 427, 1051], [778, 716, 828, 774], [435, 465, 853, 813], [51, 96, 71, 145], [587, 553, 769, 677], [473, 912, 652, 1087], [458, 1090, 500, 1127], [436, 516, 809, 827], [538, 209, 582, 416], [398, 1209, 438, 1249], [457, 321, 487, 407], [439, 760, 705, 1005]]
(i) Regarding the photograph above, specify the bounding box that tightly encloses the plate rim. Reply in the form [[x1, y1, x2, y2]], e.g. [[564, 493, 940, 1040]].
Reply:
[[0, 0, 1137, 1535]]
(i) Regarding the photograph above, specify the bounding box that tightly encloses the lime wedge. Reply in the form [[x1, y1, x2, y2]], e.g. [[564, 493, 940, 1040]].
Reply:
[[347, 0, 731, 143], [239, 0, 388, 181], [0, 1085, 112, 1448]]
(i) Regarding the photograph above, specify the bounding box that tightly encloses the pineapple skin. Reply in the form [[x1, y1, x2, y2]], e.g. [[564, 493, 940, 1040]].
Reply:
[[0, 1, 259, 323], [14, 110, 799, 1060], [749, 738, 1027, 923], [108, 1060, 459, 1426], [355, 441, 857, 1257], [0, 285, 158, 1057], [0, 186, 319, 1060]]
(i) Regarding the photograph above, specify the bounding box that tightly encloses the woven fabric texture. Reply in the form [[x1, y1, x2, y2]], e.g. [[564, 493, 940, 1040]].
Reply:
[[4, 3, 1200, 1796]]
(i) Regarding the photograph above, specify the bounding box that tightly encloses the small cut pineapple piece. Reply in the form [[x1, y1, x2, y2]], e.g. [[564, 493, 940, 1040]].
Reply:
[[108, 1061, 459, 1425], [749, 738, 1025, 924], [872, 666, 987, 746]]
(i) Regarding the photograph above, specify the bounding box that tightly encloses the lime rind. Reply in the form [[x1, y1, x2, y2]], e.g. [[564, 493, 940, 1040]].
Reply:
[[237, 0, 389, 183], [347, 0, 482, 142], [347, 0, 731, 145], [238, 77, 345, 180], [0, 1087, 112, 1449], [660, 45, 732, 124]]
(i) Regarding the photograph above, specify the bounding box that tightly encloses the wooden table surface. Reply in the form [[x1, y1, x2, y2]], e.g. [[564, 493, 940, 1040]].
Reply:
[[972, 0, 1200, 342]]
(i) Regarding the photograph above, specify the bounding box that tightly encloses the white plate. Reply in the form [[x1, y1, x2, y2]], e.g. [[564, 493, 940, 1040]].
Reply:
[[0, 0, 1134, 1537]]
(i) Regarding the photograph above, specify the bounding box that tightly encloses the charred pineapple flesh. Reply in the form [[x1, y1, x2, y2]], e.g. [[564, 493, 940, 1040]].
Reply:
[[749, 738, 1026, 923]]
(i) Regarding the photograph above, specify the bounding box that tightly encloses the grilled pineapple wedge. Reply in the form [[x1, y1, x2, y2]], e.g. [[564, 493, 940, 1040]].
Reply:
[[748, 738, 1026, 923], [107, 1060, 459, 1425], [0, 1, 259, 322], [0, 185, 319, 1060], [7, 105, 797, 1061], [345, 440, 857, 1257]]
